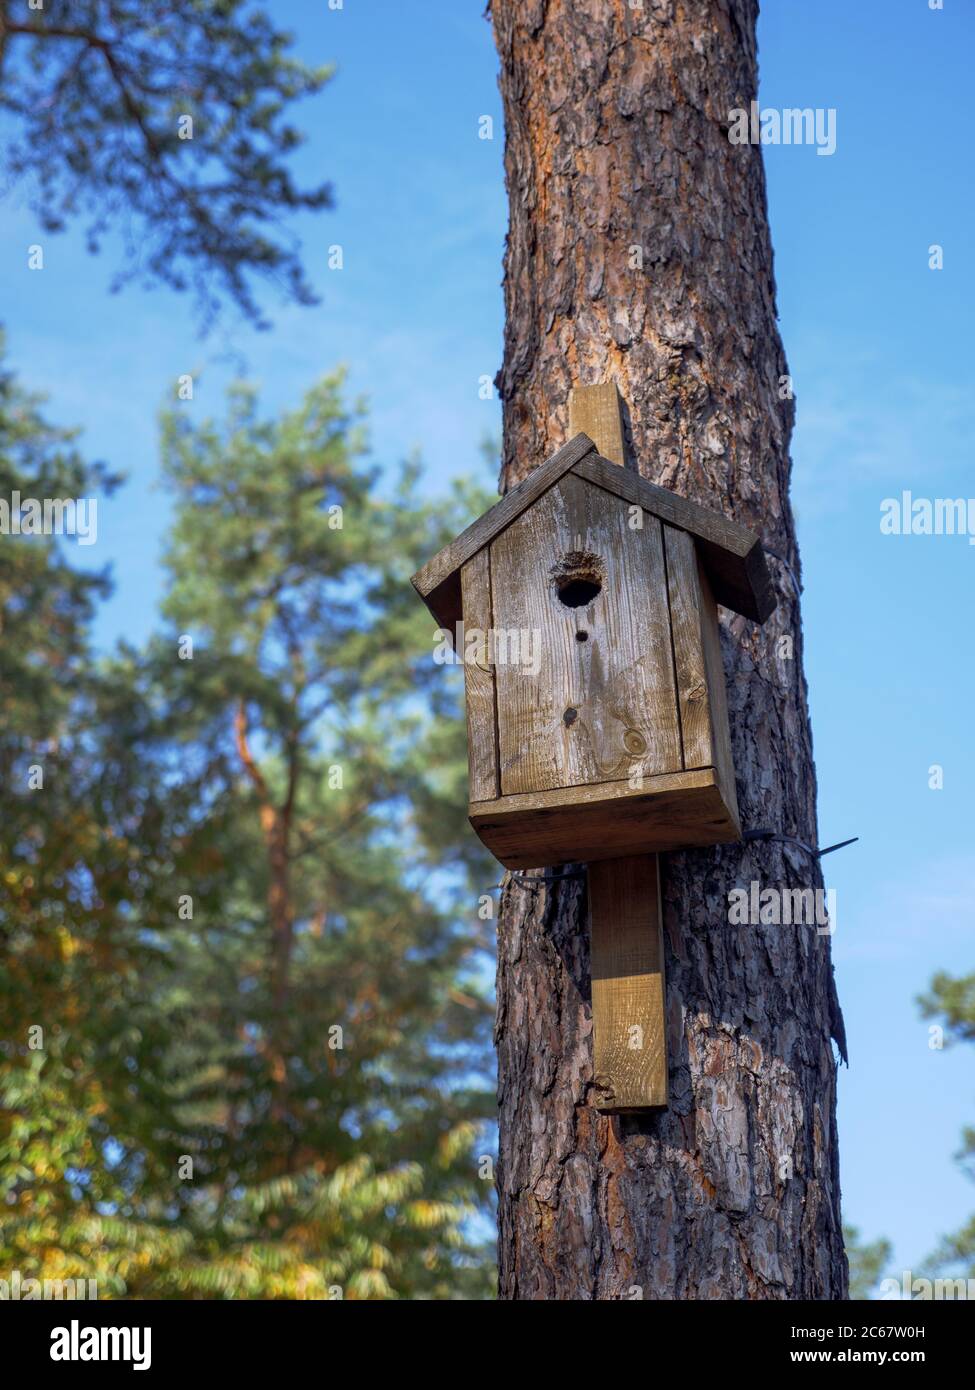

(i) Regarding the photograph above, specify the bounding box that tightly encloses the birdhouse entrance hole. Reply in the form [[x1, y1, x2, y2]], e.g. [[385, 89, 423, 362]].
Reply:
[[552, 550, 604, 608]]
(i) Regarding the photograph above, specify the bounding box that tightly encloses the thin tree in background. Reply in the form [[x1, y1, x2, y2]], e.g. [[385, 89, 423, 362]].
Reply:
[[490, 0, 847, 1299]]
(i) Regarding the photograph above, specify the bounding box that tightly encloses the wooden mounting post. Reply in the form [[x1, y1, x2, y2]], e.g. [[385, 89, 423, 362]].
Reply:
[[569, 382, 669, 1112], [589, 855, 668, 1111]]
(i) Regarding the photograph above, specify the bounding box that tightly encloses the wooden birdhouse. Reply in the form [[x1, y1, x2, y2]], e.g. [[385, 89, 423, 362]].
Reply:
[[413, 383, 777, 1113], [412, 415, 775, 871]]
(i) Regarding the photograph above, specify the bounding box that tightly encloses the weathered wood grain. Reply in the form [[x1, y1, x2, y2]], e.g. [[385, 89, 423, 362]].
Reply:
[[589, 855, 667, 1111], [460, 549, 499, 801], [490, 471, 681, 796]]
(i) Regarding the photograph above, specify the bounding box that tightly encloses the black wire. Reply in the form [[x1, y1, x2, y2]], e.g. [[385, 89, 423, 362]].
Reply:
[[743, 829, 859, 859]]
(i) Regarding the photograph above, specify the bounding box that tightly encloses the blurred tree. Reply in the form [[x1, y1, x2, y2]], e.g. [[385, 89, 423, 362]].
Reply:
[[918, 972, 975, 1281], [120, 374, 497, 1297], [0, 0, 332, 325], [0, 344, 166, 1295], [0, 360, 501, 1297], [843, 1223, 892, 1301]]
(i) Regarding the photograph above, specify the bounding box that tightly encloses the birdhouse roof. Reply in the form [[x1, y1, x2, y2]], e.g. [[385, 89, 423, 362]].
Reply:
[[411, 433, 777, 630]]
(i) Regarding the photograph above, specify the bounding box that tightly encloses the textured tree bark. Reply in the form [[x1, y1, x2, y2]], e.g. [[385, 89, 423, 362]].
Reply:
[[490, 0, 848, 1300]]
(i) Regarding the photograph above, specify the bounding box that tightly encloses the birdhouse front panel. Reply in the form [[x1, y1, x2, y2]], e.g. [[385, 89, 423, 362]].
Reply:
[[411, 433, 776, 869], [489, 471, 681, 796]]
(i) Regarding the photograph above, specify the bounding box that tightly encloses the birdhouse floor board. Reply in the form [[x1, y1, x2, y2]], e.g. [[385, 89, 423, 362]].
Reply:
[[470, 765, 739, 869]]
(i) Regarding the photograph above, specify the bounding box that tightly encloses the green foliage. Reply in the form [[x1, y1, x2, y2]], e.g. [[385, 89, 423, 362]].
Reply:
[[843, 1223, 892, 1300], [919, 972, 975, 1047], [845, 969, 975, 1294], [918, 972, 975, 1278], [0, 356, 500, 1298], [0, 350, 158, 1294], [0, 0, 332, 325]]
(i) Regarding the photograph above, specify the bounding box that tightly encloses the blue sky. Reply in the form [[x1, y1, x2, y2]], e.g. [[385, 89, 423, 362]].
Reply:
[[2, 0, 972, 1287]]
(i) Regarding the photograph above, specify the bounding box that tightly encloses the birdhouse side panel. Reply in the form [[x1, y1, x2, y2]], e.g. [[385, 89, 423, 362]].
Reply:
[[489, 472, 682, 798], [460, 549, 499, 802], [696, 554, 739, 828], [663, 523, 739, 830], [663, 524, 716, 770]]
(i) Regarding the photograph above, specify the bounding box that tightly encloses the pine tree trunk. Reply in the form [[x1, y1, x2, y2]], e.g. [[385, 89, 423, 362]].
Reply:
[[490, 0, 848, 1300]]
